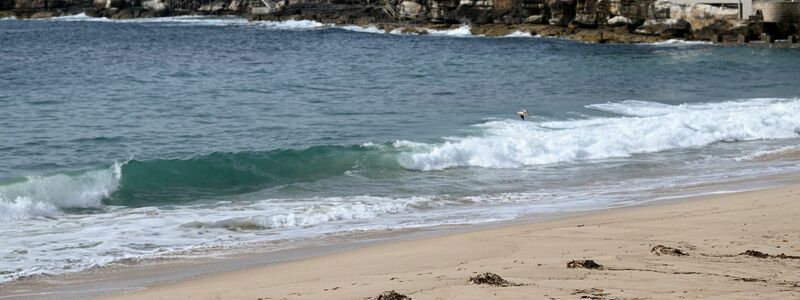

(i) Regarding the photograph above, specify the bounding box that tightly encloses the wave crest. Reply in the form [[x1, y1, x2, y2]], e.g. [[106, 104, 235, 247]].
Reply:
[[0, 163, 121, 222], [400, 98, 800, 170]]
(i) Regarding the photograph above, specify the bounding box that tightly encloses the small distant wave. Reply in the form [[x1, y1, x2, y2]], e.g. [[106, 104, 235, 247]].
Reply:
[[425, 25, 477, 37], [338, 24, 478, 37], [503, 31, 539, 38], [0, 16, 17, 21], [253, 19, 328, 30], [644, 39, 712, 46], [338, 25, 385, 34], [48, 12, 101, 21], [45, 13, 248, 26], [41, 14, 339, 29], [400, 98, 800, 170]]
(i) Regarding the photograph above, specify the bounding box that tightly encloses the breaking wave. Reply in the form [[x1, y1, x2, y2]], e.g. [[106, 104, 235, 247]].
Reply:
[[109, 144, 404, 205], [0, 164, 121, 222], [400, 98, 800, 170], [425, 24, 477, 37], [3, 98, 799, 221]]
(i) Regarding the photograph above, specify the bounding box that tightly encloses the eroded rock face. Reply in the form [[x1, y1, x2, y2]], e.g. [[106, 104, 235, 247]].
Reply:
[[574, 0, 598, 26], [399, 0, 424, 18], [198, 0, 227, 13], [227, 0, 244, 12], [643, 1, 741, 38], [636, 18, 690, 36], [141, 0, 166, 12]]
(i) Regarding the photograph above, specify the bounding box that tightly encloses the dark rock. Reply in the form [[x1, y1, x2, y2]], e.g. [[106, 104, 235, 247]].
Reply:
[[376, 290, 411, 300], [30, 11, 56, 18], [111, 7, 134, 18], [82, 7, 101, 16], [547, 0, 576, 25], [567, 259, 603, 269], [0, 0, 14, 10]]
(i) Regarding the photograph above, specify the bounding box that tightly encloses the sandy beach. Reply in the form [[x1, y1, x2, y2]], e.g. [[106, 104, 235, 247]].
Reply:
[[93, 183, 800, 300]]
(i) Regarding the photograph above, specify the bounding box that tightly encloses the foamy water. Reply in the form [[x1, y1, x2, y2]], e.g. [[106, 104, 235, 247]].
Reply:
[[3, 98, 800, 282], [400, 98, 800, 170]]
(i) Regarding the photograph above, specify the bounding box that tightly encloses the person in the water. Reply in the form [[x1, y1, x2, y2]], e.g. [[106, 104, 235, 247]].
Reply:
[[517, 109, 529, 120]]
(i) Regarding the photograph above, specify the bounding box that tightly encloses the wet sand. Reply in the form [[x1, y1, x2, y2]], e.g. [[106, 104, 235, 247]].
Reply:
[[96, 183, 800, 299]]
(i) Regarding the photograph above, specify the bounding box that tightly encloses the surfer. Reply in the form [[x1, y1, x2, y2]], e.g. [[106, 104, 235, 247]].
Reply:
[[517, 109, 529, 120]]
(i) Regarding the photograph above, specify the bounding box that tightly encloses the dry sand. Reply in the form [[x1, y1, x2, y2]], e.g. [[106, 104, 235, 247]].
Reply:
[[101, 184, 800, 300]]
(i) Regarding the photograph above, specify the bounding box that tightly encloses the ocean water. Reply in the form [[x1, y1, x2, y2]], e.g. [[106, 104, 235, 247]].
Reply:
[[1, 15, 800, 283]]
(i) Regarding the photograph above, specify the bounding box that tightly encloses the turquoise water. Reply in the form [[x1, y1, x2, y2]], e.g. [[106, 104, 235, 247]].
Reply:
[[1, 15, 800, 282]]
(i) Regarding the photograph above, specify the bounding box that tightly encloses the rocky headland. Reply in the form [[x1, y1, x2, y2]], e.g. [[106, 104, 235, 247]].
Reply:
[[2, 0, 799, 44]]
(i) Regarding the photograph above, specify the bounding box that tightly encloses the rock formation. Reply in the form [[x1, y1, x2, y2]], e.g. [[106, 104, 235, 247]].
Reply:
[[1, 0, 798, 44]]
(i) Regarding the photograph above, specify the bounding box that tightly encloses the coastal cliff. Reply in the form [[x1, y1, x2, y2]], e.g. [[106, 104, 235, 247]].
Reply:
[[1, 0, 798, 43]]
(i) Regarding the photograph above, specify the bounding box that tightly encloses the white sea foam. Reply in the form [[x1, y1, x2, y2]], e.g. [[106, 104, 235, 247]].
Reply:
[[4, 98, 800, 283], [183, 195, 439, 230], [0, 163, 121, 222], [47, 12, 108, 21], [503, 31, 536, 38], [425, 24, 477, 37], [339, 25, 385, 34], [339, 24, 477, 37], [2, 171, 706, 283], [399, 98, 800, 170], [645, 39, 712, 46], [254, 19, 328, 30], [0, 193, 472, 282], [45, 13, 249, 26]]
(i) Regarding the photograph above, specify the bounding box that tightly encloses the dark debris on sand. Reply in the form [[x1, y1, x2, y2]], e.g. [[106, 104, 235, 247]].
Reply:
[[469, 272, 519, 287], [740, 250, 800, 259], [651, 245, 688, 256], [375, 290, 411, 300], [741, 250, 770, 258], [571, 288, 609, 300], [567, 260, 604, 270]]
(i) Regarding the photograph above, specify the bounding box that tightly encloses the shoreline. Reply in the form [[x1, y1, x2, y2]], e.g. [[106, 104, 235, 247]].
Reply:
[[100, 179, 800, 300], [96, 178, 800, 299], [4, 12, 798, 47], [2, 172, 799, 299], [0, 11, 677, 43]]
